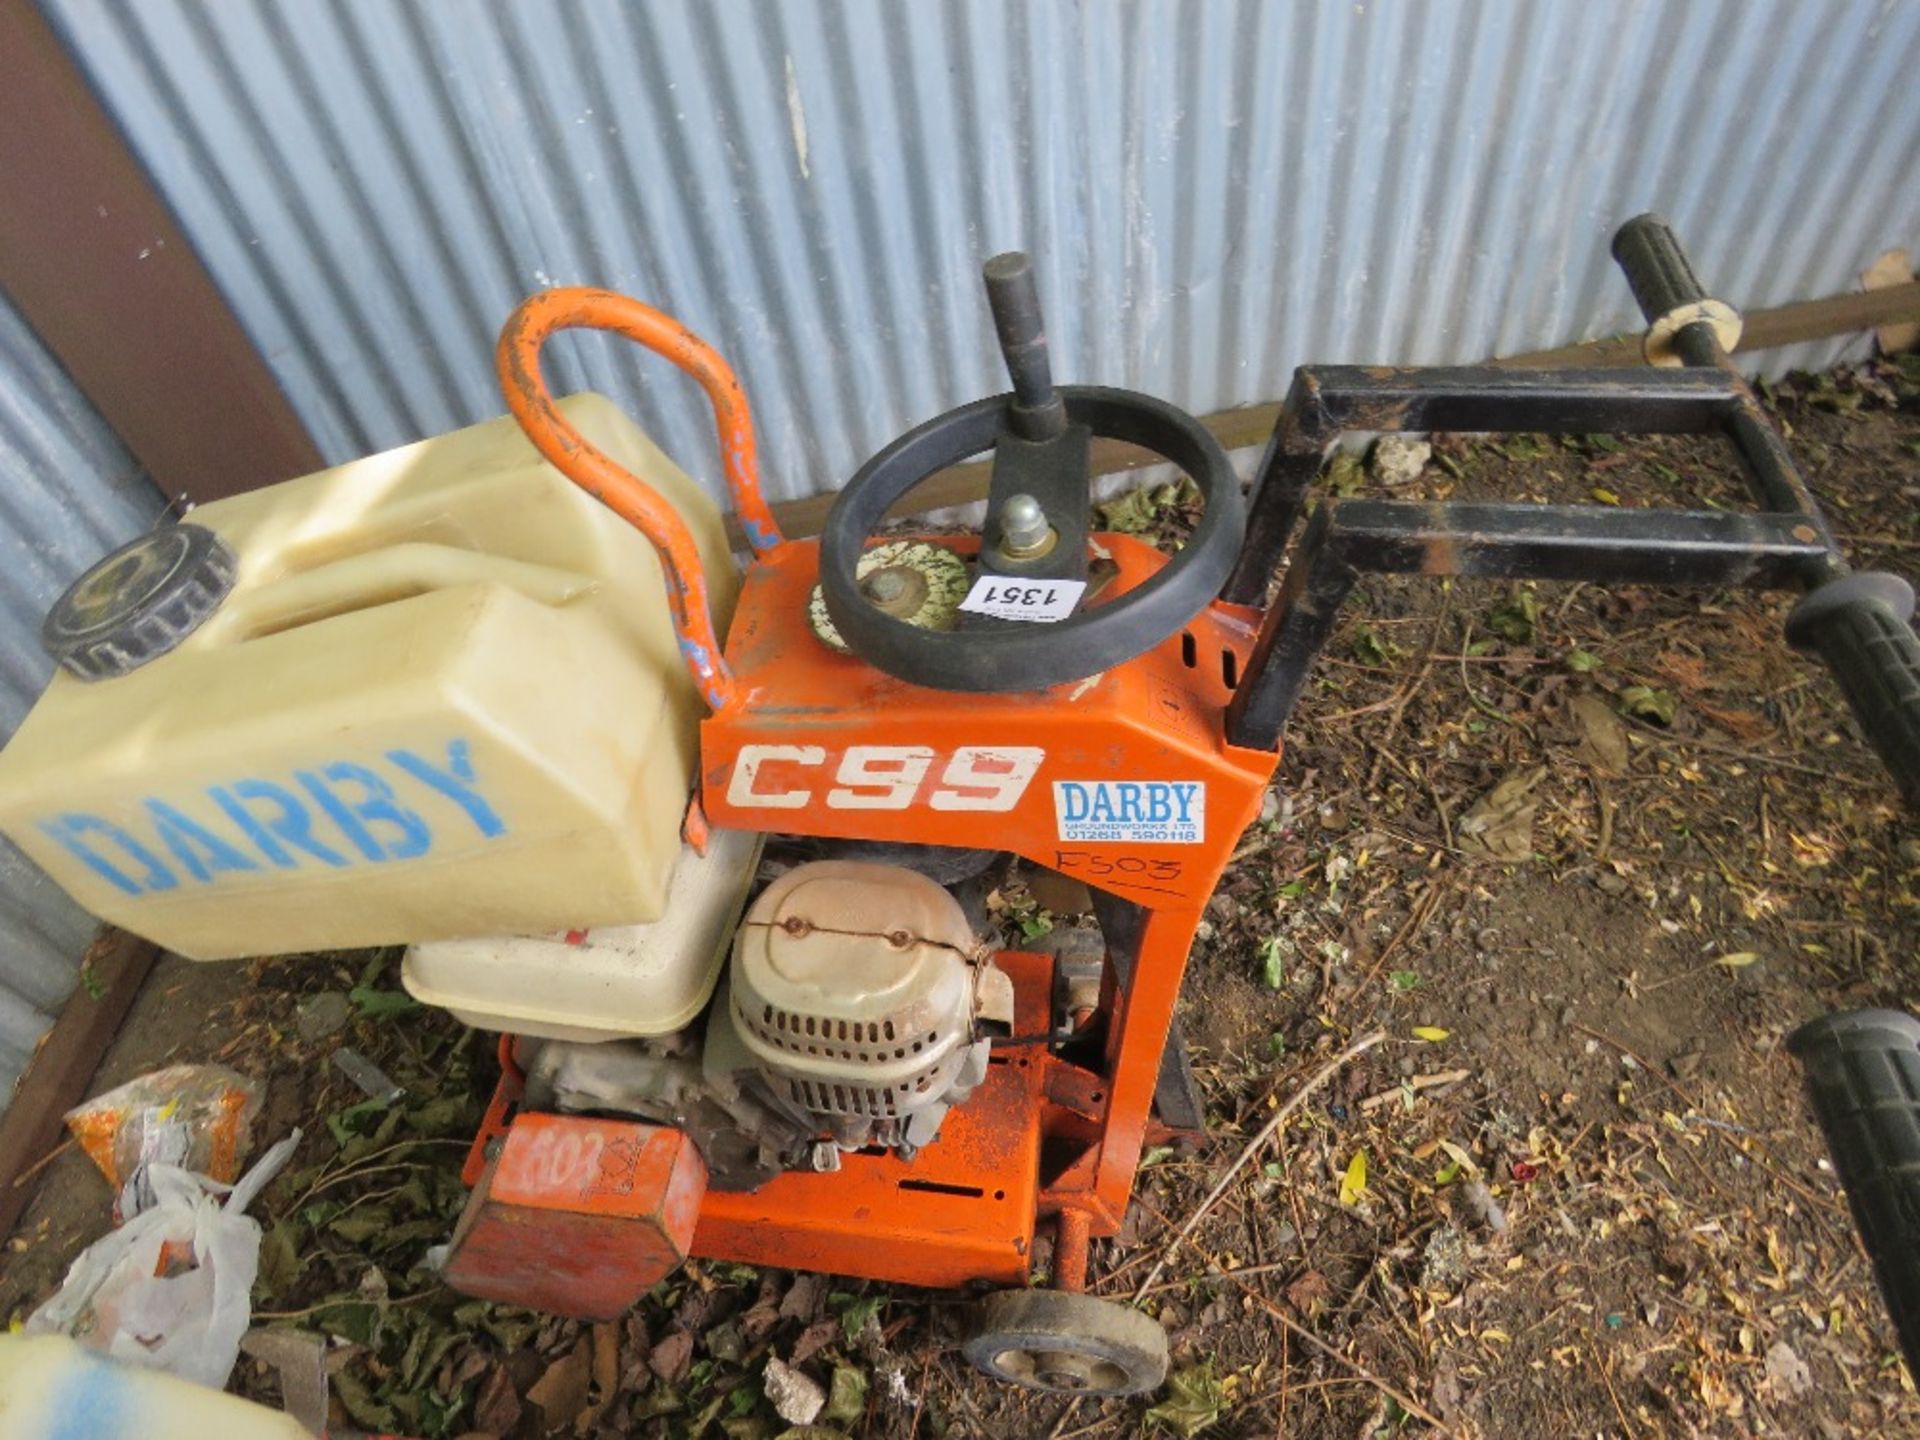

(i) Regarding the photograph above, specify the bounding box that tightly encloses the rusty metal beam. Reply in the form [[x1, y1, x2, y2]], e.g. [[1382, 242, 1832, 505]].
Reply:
[[0, 927, 157, 1240], [0, 1, 322, 506]]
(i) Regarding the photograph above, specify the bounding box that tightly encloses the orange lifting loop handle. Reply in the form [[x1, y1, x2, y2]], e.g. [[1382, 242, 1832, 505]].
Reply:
[[496, 288, 784, 713]]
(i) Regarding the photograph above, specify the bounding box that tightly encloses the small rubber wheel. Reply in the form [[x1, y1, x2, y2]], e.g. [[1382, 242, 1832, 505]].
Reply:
[[961, 1290, 1169, 1396]]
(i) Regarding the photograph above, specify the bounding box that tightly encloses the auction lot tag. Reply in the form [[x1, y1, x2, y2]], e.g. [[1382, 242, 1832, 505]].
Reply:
[[958, 576, 1087, 624]]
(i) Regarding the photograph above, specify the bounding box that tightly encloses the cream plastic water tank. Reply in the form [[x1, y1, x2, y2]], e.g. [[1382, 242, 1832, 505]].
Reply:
[[0, 394, 737, 960], [0, 1335, 311, 1440], [402, 826, 764, 1042]]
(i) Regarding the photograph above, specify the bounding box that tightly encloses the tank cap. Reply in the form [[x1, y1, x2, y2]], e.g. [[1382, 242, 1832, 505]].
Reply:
[[42, 523, 237, 681]]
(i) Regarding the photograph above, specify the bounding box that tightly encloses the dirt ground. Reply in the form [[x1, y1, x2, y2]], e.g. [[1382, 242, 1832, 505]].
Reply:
[[4, 356, 1918, 1439]]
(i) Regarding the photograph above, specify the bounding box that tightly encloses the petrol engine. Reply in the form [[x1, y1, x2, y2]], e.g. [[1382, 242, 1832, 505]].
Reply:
[[410, 850, 1012, 1191]]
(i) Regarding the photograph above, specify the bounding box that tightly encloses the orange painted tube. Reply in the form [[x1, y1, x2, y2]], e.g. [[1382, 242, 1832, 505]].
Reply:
[[496, 288, 783, 712], [1055, 1208, 1092, 1292]]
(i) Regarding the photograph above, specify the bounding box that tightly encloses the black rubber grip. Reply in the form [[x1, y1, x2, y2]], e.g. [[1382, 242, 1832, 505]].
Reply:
[[1785, 573, 1920, 809], [1788, 1010, 1920, 1376], [982, 252, 1066, 440], [1611, 213, 1709, 324]]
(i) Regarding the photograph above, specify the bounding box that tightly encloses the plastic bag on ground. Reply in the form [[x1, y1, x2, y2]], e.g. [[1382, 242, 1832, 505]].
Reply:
[[66, 1063, 262, 1205], [26, 1130, 301, 1392]]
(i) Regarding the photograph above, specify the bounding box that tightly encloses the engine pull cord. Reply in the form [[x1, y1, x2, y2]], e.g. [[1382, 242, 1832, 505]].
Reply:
[[497, 287, 785, 713]]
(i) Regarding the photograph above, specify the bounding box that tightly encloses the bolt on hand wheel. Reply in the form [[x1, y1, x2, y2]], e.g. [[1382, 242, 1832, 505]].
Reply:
[[961, 1290, 1169, 1396]]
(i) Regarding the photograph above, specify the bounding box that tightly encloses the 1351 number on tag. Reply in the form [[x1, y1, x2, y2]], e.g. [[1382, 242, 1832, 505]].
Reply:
[[957, 576, 1087, 624]]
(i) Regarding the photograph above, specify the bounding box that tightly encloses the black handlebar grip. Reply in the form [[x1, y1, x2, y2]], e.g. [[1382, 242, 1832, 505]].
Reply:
[[1611, 213, 1710, 325], [1787, 1010, 1920, 1376], [1785, 573, 1920, 809], [982, 252, 1066, 440]]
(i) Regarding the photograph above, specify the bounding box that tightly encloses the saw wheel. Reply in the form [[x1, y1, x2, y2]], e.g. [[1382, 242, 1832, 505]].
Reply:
[[807, 540, 968, 655], [962, 1290, 1170, 1396]]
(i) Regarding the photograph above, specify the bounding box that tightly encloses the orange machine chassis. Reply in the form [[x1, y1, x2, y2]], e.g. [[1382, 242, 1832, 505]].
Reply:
[[474, 284, 1280, 1297], [467, 532, 1279, 1292]]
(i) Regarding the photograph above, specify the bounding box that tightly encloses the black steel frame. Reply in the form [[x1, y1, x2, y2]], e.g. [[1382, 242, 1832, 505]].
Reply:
[[1224, 364, 1846, 751], [1205, 217, 1920, 1375]]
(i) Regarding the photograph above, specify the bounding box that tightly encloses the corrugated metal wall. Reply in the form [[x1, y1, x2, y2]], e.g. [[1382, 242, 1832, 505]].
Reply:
[[0, 291, 166, 1113], [41, 0, 1920, 513], [0, 0, 1911, 1111]]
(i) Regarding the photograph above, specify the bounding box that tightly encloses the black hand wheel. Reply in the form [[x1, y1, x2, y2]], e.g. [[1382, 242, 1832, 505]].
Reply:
[[819, 254, 1244, 694], [962, 1289, 1170, 1396]]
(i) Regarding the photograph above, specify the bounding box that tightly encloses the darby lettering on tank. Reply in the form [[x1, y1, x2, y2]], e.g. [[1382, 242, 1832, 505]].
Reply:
[[33, 738, 506, 897]]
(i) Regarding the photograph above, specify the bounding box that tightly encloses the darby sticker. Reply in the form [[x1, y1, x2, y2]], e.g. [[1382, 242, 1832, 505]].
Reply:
[[1052, 780, 1204, 844]]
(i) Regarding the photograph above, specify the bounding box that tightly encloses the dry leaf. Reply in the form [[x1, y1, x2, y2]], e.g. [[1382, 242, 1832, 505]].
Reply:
[[1457, 767, 1547, 861], [789, 1317, 839, 1366], [1765, 1339, 1814, 1402], [526, 1336, 592, 1430], [1339, 1150, 1369, 1206], [647, 1327, 693, 1386], [579, 1322, 618, 1431], [1569, 694, 1630, 775], [823, 1364, 870, 1425], [1616, 684, 1679, 725], [1789, 831, 1837, 867], [1144, 1362, 1227, 1436], [618, 1312, 653, 1390], [1458, 1179, 1509, 1235], [1285, 1268, 1331, 1315], [739, 1296, 784, 1343], [473, 1364, 522, 1437], [779, 1271, 826, 1321], [1714, 951, 1761, 969]]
